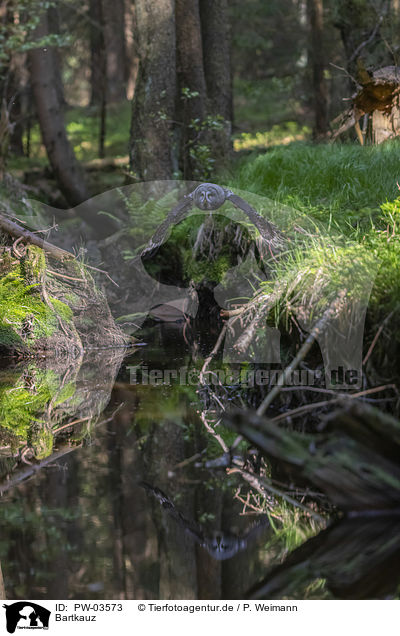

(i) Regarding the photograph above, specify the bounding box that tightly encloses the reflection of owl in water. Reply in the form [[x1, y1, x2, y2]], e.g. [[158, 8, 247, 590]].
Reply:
[[141, 481, 268, 561]]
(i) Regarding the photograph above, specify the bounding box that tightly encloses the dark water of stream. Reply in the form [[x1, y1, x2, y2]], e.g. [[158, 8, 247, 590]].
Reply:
[[0, 318, 399, 601]]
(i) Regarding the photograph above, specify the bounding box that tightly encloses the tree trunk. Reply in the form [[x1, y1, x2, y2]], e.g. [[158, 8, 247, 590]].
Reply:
[[7, 69, 24, 156], [308, 0, 328, 137], [176, 0, 209, 179], [47, 6, 66, 107], [199, 0, 233, 159], [28, 10, 89, 207], [124, 1, 138, 100], [102, 0, 127, 103], [89, 0, 106, 106], [130, 0, 176, 180]]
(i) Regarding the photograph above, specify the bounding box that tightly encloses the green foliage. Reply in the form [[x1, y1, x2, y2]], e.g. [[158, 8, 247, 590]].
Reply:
[[234, 122, 310, 151], [0, 1, 70, 75], [0, 372, 52, 438], [0, 268, 56, 347], [49, 297, 73, 322], [222, 141, 400, 353], [229, 0, 305, 81], [234, 77, 304, 135]]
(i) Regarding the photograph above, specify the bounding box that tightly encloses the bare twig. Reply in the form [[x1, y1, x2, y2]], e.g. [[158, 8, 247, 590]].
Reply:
[[229, 460, 325, 523], [329, 62, 358, 86], [349, 15, 383, 64], [200, 411, 229, 453], [199, 321, 228, 384], [47, 269, 86, 283], [256, 291, 346, 417], [84, 263, 120, 287], [270, 384, 397, 424], [362, 311, 394, 365]]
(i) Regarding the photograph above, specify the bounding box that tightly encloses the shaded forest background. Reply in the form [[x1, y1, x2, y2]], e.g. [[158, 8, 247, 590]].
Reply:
[[1, 0, 400, 207]]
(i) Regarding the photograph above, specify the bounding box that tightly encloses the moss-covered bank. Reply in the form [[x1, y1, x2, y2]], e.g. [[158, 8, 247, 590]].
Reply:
[[0, 234, 127, 357]]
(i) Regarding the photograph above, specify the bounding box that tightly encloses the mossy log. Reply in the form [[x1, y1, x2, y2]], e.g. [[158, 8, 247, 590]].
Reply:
[[0, 229, 128, 357], [225, 402, 400, 511], [247, 515, 400, 600]]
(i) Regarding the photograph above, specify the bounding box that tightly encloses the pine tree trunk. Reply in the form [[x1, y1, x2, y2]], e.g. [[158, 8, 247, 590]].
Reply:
[[102, 0, 127, 103], [199, 0, 233, 162], [28, 11, 89, 206], [89, 0, 106, 106], [308, 0, 328, 137], [130, 0, 176, 180], [176, 0, 209, 179]]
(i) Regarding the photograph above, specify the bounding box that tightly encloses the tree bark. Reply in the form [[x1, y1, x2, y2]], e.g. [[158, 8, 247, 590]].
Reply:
[[176, 0, 209, 179], [199, 0, 233, 162], [130, 0, 176, 180], [28, 10, 89, 207], [7, 70, 24, 156], [47, 6, 66, 107], [102, 0, 127, 103], [308, 0, 328, 137], [89, 0, 106, 106]]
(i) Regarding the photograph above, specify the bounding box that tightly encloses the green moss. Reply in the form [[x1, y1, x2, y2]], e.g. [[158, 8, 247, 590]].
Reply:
[[0, 367, 78, 443], [0, 379, 52, 438], [49, 297, 74, 322], [21, 245, 46, 283], [64, 292, 81, 305], [28, 426, 54, 460], [53, 381, 76, 406], [0, 267, 57, 347]]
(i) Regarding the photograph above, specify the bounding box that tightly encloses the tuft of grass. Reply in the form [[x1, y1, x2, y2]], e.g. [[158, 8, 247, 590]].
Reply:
[[225, 141, 400, 319], [228, 141, 400, 221]]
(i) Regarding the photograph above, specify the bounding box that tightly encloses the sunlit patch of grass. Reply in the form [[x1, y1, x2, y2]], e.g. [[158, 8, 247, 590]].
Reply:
[[225, 141, 400, 324], [228, 141, 400, 216], [9, 100, 132, 169], [66, 101, 132, 161], [234, 122, 310, 151]]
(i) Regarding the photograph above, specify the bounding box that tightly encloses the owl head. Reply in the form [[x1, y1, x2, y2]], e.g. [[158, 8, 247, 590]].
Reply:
[[192, 183, 227, 211]]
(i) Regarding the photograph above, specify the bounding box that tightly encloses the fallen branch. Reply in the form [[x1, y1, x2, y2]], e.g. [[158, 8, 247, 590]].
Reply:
[[199, 321, 228, 384], [0, 213, 74, 261], [362, 310, 394, 365], [270, 384, 397, 424], [228, 460, 326, 523], [256, 291, 346, 417]]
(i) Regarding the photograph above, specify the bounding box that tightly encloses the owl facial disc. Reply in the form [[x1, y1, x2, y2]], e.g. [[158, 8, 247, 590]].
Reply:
[[192, 183, 227, 211]]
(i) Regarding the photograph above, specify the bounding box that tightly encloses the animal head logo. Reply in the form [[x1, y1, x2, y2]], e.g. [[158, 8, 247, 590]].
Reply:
[[3, 602, 50, 633]]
